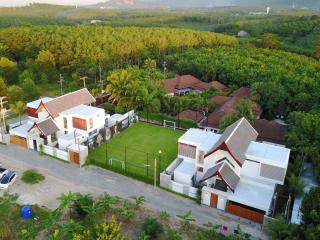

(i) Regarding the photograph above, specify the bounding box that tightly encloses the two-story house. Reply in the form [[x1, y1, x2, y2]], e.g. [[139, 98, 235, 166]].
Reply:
[[170, 117, 290, 223], [9, 88, 107, 151]]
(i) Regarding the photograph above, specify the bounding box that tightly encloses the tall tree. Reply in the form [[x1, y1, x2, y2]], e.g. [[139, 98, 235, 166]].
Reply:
[[9, 101, 25, 125]]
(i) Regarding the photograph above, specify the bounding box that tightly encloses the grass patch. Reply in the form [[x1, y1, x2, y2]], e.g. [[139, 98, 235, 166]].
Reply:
[[88, 122, 183, 182], [21, 169, 45, 184]]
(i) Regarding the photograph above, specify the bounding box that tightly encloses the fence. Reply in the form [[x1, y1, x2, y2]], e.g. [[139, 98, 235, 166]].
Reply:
[[42, 145, 69, 162], [89, 143, 169, 185], [139, 112, 196, 130]]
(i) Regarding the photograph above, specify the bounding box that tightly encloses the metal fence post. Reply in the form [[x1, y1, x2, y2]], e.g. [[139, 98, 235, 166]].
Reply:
[[146, 153, 149, 177], [105, 141, 108, 166], [124, 146, 127, 173]]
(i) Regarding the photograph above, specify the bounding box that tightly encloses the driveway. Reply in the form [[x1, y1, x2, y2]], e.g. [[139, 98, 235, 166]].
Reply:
[[0, 144, 267, 239]]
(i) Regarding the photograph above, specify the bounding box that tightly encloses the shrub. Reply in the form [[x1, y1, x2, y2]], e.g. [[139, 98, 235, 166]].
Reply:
[[141, 218, 163, 239], [102, 102, 116, 112], [0, 222, 14, 240], [21, 169, 45, 184], [39, 144, 44, 155], [196, 188, 202, 205], [159, 211, 170, 222], [166, 227, 182, 240]]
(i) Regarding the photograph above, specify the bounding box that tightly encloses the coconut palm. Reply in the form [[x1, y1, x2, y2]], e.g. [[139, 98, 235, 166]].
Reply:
[[264, 215, 294, 240], [57, 192, 76, 219]]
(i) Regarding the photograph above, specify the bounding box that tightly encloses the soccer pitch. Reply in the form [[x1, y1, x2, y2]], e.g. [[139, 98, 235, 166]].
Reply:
[[88, 122, 184, 182]]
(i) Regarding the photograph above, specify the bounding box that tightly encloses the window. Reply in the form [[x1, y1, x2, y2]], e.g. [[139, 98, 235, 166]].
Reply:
[[89, 118, 93, 129], [198, 150, 204, 164], [72, 117, 87, 131], [63, 117, 68, 129]]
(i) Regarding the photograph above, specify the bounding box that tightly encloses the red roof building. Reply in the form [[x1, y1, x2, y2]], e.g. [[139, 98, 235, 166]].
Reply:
[[162, 75, 228, 96], [253, 119, 288, 144]]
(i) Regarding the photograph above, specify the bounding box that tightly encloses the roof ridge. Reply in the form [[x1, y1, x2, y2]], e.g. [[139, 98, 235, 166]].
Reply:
[[225, 117, 244, 143], [47, 88, 89, 102]]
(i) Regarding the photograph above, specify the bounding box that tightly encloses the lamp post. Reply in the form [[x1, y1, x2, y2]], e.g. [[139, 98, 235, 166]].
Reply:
[[158, 150, 162, 185]]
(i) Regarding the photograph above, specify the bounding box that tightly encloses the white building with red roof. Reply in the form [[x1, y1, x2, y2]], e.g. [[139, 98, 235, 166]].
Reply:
[[10, 88, 107, 153], [162, 117, 290, 224]]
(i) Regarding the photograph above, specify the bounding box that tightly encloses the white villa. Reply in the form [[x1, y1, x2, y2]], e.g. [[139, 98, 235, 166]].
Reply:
[[162, 117, 290, 224], [9, 88, 108, 163]]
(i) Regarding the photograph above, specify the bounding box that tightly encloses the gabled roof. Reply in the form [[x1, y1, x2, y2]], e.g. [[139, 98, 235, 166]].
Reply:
[[211, 96, 232, 107], [253, 119, 288, 144], [201, 161, 240, 192], [230, 87, 251, 99], [162, 75, 228, 94], [36, 88, 96, 118], [28, 118, 59, 136], [205, 118, 258, 166]]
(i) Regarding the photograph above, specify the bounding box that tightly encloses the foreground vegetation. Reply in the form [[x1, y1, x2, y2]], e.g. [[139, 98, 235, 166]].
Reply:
[[0, 192, 250, 240]]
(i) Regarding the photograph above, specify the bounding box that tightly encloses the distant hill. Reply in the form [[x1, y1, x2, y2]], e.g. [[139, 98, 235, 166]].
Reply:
[[89, 0, 320, 9], [233, 0, 320, 9], [88, 0, 231, 9]]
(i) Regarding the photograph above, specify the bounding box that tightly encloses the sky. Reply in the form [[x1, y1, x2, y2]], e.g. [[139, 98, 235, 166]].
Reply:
[[0, 0, 104, 6]]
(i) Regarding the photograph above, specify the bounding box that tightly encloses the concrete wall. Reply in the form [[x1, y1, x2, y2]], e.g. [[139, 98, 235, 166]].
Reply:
[[43, 145, 69, 161]]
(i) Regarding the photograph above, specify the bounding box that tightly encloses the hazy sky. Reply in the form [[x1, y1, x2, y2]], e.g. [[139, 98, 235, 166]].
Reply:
[[0, 0, 104, 6]]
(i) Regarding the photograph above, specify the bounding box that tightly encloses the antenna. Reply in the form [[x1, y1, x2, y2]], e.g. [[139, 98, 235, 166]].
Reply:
[[59, 74, 64, 95]]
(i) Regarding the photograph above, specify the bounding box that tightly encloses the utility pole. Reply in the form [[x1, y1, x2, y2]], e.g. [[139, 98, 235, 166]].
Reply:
[[59, 74, 64, 95], [0, 96, 8, 140]]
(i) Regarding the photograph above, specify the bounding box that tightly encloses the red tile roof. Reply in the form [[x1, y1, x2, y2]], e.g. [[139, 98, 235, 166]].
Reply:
[[36, 88, 96, 118], [177, 110, 204, 122], [230, 87, 251, 99], [211, 96, 232, 107], [162, 75, 228, 94], [253, 119, 288, 144]]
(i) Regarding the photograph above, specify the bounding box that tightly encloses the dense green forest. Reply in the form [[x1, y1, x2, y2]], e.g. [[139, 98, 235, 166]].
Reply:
[[165, 47, 320, 115]]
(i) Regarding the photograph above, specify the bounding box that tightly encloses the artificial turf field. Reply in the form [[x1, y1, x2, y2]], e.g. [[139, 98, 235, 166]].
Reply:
[[88, 122, 184, 181]]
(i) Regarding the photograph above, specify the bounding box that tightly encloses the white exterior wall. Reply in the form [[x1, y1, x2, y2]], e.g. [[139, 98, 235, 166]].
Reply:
[[59, 108, 105, 137]]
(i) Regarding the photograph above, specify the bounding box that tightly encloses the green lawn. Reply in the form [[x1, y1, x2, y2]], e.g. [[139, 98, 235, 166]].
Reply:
[[88, 122, 184, 182]]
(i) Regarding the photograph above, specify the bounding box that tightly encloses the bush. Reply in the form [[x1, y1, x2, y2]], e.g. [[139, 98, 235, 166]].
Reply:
[[196, 188, 202, 205], [39, 144, 44, 155], [166, 228, 182, 240], [141, 218, 163, 239], [102, 102, 116, 112], [21, 169, 45, 184], [0, 222, 14, 240]]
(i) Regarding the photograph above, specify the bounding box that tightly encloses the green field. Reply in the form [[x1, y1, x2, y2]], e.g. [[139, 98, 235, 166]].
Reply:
[[88, 122, 184, 182]]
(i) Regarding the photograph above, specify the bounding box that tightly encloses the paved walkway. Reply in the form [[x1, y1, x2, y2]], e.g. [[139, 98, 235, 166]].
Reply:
[[0, 144, 267, 239]]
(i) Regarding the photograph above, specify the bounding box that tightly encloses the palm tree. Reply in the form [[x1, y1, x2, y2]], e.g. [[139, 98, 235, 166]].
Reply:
[[176, 210, 195, 229], [10, 101, 25, 125], [61, 220, 84, 239], [57, 192, 75, 219], [264, 215, 293, 240], [97, 193, 117, 219], [287, 174, 307, 197]]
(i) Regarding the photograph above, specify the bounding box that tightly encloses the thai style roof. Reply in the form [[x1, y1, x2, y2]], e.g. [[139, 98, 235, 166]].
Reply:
[[36, 88, 96, 118], [201, 161, 240, 192], [29, 118, 59, 136], [162, 75, 228, 94], [205, 118, 258, 166]]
